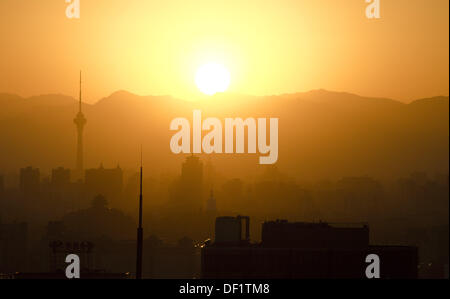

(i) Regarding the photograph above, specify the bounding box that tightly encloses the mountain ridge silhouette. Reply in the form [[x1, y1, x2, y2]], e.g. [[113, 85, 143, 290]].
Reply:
[[0, 90, 448, 180], [1, 89, 448, 108]]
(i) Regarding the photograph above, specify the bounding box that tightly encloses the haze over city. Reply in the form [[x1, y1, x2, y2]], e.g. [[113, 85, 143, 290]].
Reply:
[[0, 0, 448, 281]]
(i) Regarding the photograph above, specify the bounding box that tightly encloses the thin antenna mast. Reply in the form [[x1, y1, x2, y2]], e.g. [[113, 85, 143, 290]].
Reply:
[[136, 146, 144, 279]]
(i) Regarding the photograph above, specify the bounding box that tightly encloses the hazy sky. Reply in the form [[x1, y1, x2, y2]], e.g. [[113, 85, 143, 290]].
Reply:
[[0, 0, 448, 103]]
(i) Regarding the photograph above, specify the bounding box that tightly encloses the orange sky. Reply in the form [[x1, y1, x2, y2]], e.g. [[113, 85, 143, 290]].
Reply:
[[0, 0, 448, 103]]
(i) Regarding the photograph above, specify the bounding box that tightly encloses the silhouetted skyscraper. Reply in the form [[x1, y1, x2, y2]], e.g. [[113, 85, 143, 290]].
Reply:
[[85, 164, 123, 202], [0, 221, 28, 273], [19, 166, 40, 196], [51, 167, 71, 188], [180, 155, 203, 211], [206, 189, 216, 212], [73, 71, 87, 180]]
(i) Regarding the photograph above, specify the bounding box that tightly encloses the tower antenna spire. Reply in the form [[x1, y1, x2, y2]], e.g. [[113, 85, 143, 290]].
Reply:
[[79, 70, 82, 113], [136, 145, 144, 279]]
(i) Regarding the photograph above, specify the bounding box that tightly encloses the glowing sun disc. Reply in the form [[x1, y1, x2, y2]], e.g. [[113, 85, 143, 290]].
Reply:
[[195, 63, 230, 95]]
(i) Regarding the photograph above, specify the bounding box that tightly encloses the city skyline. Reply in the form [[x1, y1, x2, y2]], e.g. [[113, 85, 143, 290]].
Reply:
[[0, 0, 448, 282]]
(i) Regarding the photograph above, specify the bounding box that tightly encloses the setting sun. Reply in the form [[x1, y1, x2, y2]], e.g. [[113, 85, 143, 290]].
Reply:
[[195, 63, 231, 96]]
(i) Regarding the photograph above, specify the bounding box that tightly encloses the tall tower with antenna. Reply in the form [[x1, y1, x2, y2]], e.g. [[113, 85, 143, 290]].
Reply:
[[73, 71, 87, 179]]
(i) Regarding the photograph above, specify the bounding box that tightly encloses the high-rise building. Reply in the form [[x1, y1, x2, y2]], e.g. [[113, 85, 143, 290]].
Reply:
[[0, 221, 28, 273], [19, 166, 40, 196], [178, 155, 203, 211], [84, 164, 123, 203], [73, 71, 87, 181], [51, 167, 71, 188], [206, 189, 216, 212]]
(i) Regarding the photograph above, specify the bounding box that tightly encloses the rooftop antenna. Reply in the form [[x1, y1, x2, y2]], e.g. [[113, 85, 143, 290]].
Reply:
[[136, 145, 144, 279], [79, 70, 82, 113]]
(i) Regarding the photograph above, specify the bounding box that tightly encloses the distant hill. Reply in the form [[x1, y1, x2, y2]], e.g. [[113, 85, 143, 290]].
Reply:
[[0, 90, 448, 180]]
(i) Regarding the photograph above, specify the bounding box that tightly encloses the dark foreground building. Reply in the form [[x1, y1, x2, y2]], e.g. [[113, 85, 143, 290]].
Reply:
[[202, 217, 418, 279]]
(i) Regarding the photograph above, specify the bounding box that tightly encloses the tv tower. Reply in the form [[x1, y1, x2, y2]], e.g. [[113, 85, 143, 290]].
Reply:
[[73, 71, 87, 177]]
